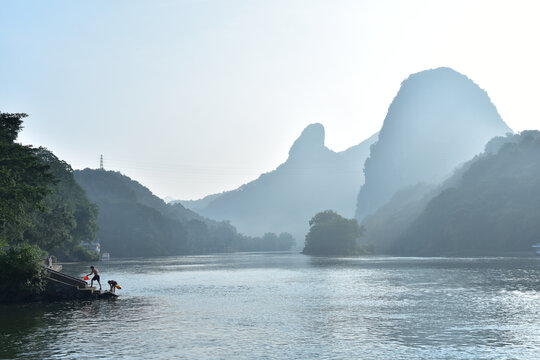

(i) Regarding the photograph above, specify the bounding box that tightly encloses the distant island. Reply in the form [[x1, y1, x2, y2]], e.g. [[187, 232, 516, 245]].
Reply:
[[302, 210, 370, 256]]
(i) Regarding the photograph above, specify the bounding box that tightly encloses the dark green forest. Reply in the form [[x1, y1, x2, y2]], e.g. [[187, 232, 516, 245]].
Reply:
[[74, 169, 295, 257], [0, 112, 97, 261], [0, 112, 99, 302]]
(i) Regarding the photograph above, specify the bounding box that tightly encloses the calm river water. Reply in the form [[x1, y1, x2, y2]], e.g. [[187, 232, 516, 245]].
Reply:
[[1, 253, 539, 359]]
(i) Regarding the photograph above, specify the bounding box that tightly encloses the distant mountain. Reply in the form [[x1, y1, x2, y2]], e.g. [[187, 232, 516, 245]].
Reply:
[[360, 150, 481, 253], [392, 131, 540, 256], [163, 196, 176, 204], [180, 124, 378, 241], [175, 193, 223, 214], [355, 67, 512, 222], [74, 169, 295, 257], [360, 182, 436, 253]]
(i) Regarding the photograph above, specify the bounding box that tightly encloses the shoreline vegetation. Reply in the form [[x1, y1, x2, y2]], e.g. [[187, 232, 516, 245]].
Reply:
[[0, 112, 94, 303], [0, 245, 47, 303]]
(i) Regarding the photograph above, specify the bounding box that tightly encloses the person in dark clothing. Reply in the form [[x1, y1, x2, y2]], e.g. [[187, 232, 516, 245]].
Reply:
[[108, 280, 119, 293]]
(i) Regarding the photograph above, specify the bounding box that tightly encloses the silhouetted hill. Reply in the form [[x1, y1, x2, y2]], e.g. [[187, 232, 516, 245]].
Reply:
[[181, 124, 378, 241], [392, 131, 540, 256], [176, 193, 223, 213], [360, 132, 525, 254], [356, 67, 512, 222], [359, 182, 436, 252], [74, 169, 295, 257]]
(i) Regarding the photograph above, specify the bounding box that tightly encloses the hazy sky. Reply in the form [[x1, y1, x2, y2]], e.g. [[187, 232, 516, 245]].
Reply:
[[1, 0, 539, 200]]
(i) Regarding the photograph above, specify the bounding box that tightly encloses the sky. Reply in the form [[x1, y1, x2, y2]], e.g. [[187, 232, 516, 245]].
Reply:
[[1, 0, 540, 200]]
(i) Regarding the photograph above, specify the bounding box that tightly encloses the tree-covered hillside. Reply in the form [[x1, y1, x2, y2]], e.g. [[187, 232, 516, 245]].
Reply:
[[359, 182, 435, 253], [0, 112, 98, 261], [74, 169, 295, 257], [392, 131, 540, 255], [1, 113, 53, 246], [29, 149, 98, 260]]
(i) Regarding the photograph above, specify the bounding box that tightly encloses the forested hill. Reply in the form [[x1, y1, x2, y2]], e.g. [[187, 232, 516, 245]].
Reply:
[[74, 169, 295, 257], [355, 67, 513, 222], [180, 124, 378, 241], [390, 131, 540, 256], [0, 112, 99, 261], [75, 169, 202, 222]]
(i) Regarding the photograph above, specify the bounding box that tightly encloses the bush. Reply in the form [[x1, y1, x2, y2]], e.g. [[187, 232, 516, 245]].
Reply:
[[0, 244, 48, 303]]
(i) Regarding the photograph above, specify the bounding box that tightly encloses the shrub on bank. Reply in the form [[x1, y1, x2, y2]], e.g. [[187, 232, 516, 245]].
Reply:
[[0, 244, 48, 303]]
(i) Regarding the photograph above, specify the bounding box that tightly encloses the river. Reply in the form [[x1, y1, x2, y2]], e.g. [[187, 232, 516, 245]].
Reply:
[[1, 253, 539, 359]]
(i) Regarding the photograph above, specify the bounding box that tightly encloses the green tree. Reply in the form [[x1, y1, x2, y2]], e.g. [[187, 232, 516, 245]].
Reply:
[[0, 112, 54, 245], [303, 210, 365, 255], [0, 112, 98, 260], [0, 244, 48, 303], [27, 148, 98, 259]]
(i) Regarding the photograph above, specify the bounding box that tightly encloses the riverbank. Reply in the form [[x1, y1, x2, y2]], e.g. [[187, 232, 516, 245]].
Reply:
[[0, 245, 116, 304], [43, 268, 118, 301]]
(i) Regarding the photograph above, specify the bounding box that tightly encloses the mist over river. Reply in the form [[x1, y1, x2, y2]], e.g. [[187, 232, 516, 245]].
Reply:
[[1, 253, 539, 359]]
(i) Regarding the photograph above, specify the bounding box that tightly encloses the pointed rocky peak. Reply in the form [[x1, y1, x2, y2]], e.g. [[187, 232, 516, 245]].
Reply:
[[381, 67, 511, 134], [355, 67, 513, 221], [288, 123, 326, 158]]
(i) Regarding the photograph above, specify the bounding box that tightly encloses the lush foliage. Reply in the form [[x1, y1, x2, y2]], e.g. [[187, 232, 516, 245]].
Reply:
[[303, 210, 366, 255], [0, 113, 54, 245], [0, 112, 98, 261], [0, 244, 48, 303], [29, 149, 98, 260], [74, 169, 295, 257]]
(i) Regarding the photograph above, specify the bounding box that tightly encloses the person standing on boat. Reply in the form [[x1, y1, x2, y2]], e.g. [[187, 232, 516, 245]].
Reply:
[[86, 266, 102, 291]]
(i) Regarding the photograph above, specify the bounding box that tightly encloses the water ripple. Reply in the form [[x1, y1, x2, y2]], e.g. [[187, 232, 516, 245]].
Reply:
[[1, 254, 539, 359]]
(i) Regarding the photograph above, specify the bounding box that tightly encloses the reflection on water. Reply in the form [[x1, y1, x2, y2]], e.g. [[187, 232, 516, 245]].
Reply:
[[1, 253, 539, 359]]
